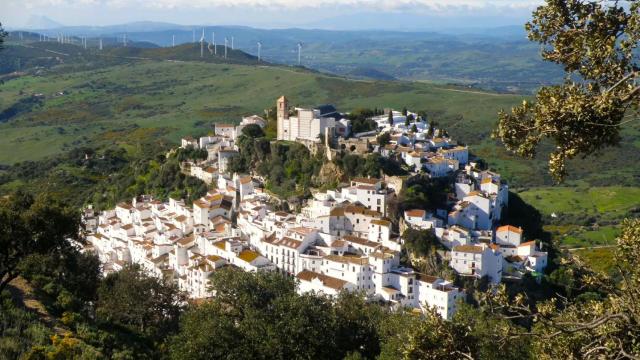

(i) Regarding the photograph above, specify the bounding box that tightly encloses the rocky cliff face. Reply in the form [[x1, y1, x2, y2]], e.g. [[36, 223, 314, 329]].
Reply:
[[317, 161, 345, 187]]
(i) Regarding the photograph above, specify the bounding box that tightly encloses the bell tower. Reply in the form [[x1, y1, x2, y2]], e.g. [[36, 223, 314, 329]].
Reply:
[[277, 96, 289, 140], [277, 96, 289, 120]]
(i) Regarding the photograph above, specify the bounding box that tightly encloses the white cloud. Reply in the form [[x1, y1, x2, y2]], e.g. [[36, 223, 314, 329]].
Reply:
[[7, 0, 542, 11]]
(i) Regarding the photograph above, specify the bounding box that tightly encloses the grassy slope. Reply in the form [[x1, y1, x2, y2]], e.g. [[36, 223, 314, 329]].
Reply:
[[0, 60, 522, 165], [518, 186, 640, 220], [4, 56, 638, 188], [519, 186, 638, 271]]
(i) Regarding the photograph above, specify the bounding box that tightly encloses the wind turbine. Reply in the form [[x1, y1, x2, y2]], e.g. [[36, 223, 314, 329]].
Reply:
[[224, 37, 228, 59], [99, 38, 103, 51], [123, 33, 127, 47], [297, 42, 303, 66], [257, 41, 262, 62], [200, 28, 205, 58], [231, 36, 234, 50], [212, 32, 217, 55], [172, 35, 175, 47]]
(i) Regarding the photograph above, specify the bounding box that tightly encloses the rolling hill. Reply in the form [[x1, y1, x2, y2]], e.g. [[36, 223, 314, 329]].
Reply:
[[0, 44, 638, 189], [0, 37, 265, 76], [14, 25, 565, 93]]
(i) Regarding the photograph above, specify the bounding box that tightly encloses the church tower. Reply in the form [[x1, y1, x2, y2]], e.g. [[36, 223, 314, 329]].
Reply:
[[277, 96, 289, 140], [277, 96, 288, 120]]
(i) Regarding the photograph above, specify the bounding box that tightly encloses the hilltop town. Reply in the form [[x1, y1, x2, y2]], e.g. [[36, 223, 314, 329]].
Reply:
[[83, 96, 548, 320]]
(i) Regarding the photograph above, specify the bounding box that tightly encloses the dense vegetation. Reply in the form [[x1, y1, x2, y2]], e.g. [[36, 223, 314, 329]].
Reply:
[[496, 0, 640, 181], [0, 138, 208, 210]]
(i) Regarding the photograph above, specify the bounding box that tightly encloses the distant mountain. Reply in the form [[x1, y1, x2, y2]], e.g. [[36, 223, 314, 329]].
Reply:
[[20, 22, 560, 93], [24, 15, 63, 30], [0, 40, 265, 76], [347, 67, 395, 81], [303, 12, 531, 32]]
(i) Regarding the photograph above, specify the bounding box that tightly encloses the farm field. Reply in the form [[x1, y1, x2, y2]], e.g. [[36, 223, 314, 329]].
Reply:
[[571, 247, 617, 275], [517, 186, 640, 222]]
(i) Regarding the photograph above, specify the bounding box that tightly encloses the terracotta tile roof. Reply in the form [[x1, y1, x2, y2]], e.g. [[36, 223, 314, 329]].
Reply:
[[370, 250, 396, 260], [296, 270, 348, 291], [276, 237, 303, 249], [193, 200, 208, 209], [176, 235, 195, 246], [330, 207, 345, 216], [405, 209, 426, 218], [519, 240, 536, 247], [330, 240, 347, 248], [343, 235, 379, 248], [325, 254, 368, 265], [381, 286, 400, 294], [453, 245, 484, 254], [505, 255, 525, 263], [290, 227, 315, 236], [496, 225, 523, 234], [344, 205, 381, 217], [352, 177, 380, 185], [415, 273, 439, 283], [371, 219, 391, 227]]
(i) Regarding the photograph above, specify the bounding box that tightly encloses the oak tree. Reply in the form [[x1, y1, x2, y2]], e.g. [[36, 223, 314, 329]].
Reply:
[[0, 192, 80, 293], [495, 0, 640, 181]]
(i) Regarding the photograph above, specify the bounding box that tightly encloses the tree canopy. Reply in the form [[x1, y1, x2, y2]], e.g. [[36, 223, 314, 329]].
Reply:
[[495, 0, 640, 181], [97, 265, 185, 339], [0, 191, 80, 293]]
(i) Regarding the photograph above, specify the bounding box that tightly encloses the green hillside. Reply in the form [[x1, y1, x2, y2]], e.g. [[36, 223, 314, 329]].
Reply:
[[0, 59, 518, 159], [1, 53, 639, 189]]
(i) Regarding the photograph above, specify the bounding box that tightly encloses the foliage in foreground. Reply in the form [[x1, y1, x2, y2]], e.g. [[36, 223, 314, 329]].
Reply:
[[2, 214, 640, 359], [496, 0, 640, 181]]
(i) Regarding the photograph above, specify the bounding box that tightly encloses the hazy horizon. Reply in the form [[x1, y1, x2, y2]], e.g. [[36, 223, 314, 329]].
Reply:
[[2, 0, 540, 31]]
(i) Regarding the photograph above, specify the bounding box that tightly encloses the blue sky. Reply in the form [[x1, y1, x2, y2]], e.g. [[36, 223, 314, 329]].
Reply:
[[2, 0, 542, 29]]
